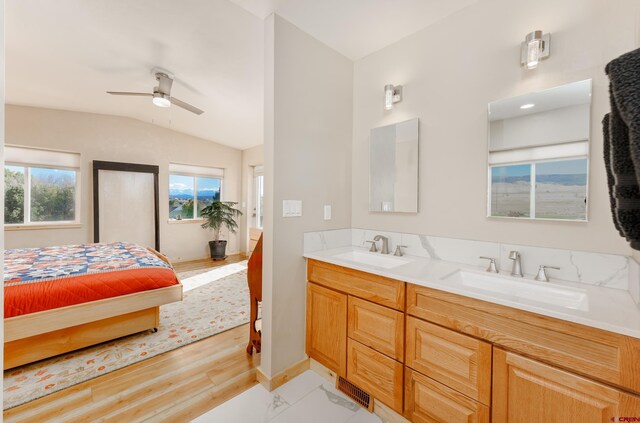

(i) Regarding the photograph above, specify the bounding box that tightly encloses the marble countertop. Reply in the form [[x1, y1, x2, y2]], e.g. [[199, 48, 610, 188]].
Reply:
[[304, 246, 640, 339]]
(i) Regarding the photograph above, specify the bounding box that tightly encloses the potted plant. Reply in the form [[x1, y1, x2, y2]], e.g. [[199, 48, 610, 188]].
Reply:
[[200, 201, 243, 260]]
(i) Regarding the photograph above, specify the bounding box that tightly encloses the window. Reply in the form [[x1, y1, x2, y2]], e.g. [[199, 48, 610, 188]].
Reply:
[[169, 163, 223, 220], [4, 147, 81, 226], [254, 165, 264, 229], [489, 158, 588, 220]]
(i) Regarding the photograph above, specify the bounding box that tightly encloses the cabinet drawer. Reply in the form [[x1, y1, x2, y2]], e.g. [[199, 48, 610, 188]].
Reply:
[[307, 259, 405, 310], [406, 317, 492, 405], [405, 368, 489, 423], [347, 339, 403, 413], [348, 296, 404, 361], [306, 283, 348, 377]]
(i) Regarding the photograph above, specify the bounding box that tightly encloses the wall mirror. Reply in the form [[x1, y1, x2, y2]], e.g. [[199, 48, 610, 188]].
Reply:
[[487, 80, 592, 221], [369, 118, 419, 213]]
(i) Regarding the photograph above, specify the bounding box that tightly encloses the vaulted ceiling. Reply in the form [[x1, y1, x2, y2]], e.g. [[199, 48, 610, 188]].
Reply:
[[6, 0, 477, 149]]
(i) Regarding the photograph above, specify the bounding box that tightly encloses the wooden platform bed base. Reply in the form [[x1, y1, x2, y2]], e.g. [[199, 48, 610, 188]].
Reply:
[[4, 284, 183, 370]]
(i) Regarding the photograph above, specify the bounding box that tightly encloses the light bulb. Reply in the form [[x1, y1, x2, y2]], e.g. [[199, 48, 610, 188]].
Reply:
[[384, 85, 394, 110], [526, 39, 542, 69], [152, 95, 171, 108]]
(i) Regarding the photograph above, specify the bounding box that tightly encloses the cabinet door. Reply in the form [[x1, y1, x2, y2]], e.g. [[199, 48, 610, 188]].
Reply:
[[405, 368, 489, 423], [306, 282, 348, 377], [348, 296, 404, 360], [406, 317, 492, 405], [493, 348, 640, 422], [347, 339, 404, 413]]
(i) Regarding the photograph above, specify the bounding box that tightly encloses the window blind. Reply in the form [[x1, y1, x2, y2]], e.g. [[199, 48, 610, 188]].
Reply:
[[488, 140, 588, 166], [169, 163, 224, 178], [5, 145, 81, 168]]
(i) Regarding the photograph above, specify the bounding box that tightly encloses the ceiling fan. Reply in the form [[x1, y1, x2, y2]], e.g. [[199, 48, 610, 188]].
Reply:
[[107, 70, 204, 115]]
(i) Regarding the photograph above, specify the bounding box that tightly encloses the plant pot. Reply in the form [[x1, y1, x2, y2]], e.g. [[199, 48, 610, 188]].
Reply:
[[209, 240, 227, 260]]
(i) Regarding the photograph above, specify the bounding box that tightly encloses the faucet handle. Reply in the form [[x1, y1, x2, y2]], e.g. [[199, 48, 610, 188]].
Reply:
[[479, 256, 499, 273], [394, 245, 408, 257], [365, 240, 378, 253], [534, 265, 560, 282]]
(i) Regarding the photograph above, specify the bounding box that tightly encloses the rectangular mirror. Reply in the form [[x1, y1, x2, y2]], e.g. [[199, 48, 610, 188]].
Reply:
[[369, 118, 419, 213], [487, 80, 592, 221]]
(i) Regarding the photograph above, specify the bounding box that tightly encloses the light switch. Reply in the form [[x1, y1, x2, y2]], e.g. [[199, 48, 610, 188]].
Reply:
[[324, 205, 332, 220], [283, 200, 303, 217]]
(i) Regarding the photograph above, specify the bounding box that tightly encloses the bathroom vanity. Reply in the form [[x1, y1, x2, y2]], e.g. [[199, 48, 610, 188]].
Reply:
[[304, 248, 640, 422]]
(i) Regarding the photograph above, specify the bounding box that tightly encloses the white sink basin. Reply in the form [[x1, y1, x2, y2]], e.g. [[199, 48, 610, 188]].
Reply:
[[331, 250, 410, 269], [442, 270, 589, 311]]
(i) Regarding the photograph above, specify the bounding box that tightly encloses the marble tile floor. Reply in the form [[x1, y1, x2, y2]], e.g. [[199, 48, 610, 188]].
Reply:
[[192, 370, 384, 423]]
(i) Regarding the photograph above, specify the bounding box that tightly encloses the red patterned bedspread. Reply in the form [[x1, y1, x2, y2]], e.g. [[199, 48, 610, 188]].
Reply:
[[4, 242, 180, 318]]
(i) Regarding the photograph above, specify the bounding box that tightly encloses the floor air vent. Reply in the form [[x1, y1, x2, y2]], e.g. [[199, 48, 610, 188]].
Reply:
[[336, 376, 374, 412]]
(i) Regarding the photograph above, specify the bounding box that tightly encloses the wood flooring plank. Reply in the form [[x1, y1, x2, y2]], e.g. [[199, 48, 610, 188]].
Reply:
[[150, 369, 258, 423]]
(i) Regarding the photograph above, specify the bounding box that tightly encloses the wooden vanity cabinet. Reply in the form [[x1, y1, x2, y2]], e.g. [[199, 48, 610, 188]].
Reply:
[[306, 259, 640, 422], [306, 282, 348, 377], [306, 259, 406, 413], [493, 348, 640, 422]]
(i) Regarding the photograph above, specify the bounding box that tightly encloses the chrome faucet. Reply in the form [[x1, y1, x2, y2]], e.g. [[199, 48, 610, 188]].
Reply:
[[373, 235, 390, 254], [479, 256, 499, 273], [534, 265, 560, 282], [509, 251, 523, 277]]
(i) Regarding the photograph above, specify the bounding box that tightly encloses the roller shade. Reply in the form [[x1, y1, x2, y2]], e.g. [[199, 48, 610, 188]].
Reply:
[[5, 145, 81, 168], [489, 141, 588, 166], [169, 163, 224, 178]]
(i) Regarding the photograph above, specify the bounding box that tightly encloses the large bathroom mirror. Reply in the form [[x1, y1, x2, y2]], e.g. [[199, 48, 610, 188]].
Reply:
[[369, 118, 419, 213], [487, 80, 592, 221]]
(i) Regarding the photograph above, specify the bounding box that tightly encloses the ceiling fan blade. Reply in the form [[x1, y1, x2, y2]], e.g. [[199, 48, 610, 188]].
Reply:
[[170, 97, 204, 115], [107, 91, 153, 97], [156, 73, 174, 95]]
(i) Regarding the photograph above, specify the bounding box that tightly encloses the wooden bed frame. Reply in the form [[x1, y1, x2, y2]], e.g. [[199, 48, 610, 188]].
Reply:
[[4, 249, 183, 370]]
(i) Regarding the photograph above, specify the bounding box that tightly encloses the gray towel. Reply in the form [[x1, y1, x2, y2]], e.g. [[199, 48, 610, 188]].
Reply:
[[602, 114, 624, 237], [605, 47, 640, 250]]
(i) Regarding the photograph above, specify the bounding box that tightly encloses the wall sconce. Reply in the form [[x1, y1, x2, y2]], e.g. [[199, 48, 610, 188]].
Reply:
[[384, 84, 403, 110], [520, 30, 550, 69]]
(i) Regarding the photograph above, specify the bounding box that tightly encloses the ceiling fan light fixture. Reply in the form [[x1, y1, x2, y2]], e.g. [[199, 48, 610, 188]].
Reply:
[[152, 93, 171, 108]]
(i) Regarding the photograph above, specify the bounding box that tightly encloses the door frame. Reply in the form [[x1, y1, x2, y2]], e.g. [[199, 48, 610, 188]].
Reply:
[[93, 160, 160, 251]]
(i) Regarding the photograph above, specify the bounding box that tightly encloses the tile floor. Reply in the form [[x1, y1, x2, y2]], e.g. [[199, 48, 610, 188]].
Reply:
[[192, 370, 384, 423]]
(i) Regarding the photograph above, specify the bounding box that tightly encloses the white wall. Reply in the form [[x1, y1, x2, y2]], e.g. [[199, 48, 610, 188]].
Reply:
[[5, 105, 243, 262], [240, 144, 264, 253], [352, 0, 640, 256], [261, 14, 353, 376]]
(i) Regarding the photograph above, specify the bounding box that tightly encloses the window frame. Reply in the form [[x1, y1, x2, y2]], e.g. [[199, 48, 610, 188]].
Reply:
[[168, 171, 224, 222], [4, 162, 82, 228]]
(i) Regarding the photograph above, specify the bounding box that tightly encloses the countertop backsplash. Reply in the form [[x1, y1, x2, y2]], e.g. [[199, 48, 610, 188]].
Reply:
[[303, 228, 640, 305]]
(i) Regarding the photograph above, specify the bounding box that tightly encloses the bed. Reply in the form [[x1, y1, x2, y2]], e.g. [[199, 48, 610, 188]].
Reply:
[[3, 242, 183, 369]]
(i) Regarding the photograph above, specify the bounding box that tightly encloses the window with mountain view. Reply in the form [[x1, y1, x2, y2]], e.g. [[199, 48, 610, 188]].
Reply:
[[5, 165, 78, 225], [169, 173, 222, 220]]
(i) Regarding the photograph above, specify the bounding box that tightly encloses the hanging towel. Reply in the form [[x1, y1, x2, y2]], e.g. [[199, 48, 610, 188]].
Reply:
[[602, 114, 625, 237], [605, 47, 640, 250]]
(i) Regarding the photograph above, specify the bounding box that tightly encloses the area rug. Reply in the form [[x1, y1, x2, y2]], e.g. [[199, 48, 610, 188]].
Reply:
[[3, 261, 250, 410]]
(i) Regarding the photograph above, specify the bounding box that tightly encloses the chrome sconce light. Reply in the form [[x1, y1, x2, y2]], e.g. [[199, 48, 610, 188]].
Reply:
[[520, 30, 550, 69], [384, 84, 403, 110]]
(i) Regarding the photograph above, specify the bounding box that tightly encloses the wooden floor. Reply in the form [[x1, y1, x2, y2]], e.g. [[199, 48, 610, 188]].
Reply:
[[4, 255, 257, 423]]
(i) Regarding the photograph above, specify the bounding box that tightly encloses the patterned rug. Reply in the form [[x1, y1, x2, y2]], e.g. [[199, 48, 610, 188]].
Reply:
[[3, 261, 250, 410]]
